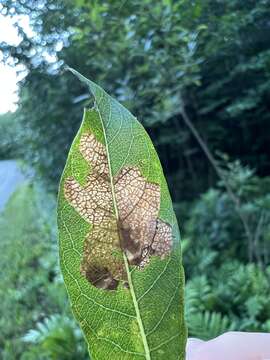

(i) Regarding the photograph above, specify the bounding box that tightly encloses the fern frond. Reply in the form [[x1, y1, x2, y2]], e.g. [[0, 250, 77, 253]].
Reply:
[[187, 311, 236, 340], [23, 314, 87, 360]]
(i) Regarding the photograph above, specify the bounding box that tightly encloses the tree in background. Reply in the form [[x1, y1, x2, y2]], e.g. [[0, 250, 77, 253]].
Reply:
[[1, 0, 269, 197]]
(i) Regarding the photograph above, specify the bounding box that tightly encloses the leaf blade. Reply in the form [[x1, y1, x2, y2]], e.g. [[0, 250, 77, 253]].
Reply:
[[58, 69, 187, 359]]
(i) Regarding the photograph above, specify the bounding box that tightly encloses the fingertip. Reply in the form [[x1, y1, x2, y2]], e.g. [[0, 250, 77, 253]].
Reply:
[[186, 338, 205, 360]]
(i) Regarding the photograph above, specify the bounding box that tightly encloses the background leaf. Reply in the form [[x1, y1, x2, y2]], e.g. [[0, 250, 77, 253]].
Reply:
[[57, 69, 187, 360]]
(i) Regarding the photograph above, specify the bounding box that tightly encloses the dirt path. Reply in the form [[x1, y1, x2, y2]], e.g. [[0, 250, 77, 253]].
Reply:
[[0, 160, 25, 211]]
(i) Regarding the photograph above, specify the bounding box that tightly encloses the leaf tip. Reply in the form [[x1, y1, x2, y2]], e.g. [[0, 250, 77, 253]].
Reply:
[[66, 67, 104, 103]]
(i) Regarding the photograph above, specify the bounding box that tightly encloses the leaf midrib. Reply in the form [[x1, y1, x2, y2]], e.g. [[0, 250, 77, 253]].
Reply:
[[96, 99, 151, 360]]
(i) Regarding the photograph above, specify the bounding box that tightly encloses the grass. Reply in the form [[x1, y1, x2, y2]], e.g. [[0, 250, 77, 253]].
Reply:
[[0, 183, 56, 359], [0, 182, 88, 360]]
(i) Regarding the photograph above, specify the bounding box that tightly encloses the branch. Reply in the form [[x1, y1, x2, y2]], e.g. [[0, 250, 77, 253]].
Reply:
[[179, 95, 254, 261]]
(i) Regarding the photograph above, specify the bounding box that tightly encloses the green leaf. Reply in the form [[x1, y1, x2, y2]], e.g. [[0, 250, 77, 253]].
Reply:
[[57, 68, 187, 360]]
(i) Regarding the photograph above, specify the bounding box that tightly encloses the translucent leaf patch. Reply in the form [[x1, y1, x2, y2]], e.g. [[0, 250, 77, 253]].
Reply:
[[64, 132, 172, 290]]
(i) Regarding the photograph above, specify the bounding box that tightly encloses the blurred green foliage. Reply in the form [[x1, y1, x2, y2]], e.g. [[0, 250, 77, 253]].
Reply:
[[184, 159, 270, 264], [0, 183, 87, 359], [183, 161, 270, 339], [1, 0, 270, 195], [0, 112, 20, 159], [22, 314, 88, 360], [0, 0, 270, 358]]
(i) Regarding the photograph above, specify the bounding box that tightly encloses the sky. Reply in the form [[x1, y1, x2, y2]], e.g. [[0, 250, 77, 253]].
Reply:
[[0, 13, 31, 114]]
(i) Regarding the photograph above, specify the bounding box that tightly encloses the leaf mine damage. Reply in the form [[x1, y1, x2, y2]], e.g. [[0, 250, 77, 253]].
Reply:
[[64, 132, 172, 290]]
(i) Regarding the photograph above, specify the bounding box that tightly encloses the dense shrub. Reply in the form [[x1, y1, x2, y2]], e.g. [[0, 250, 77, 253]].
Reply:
[[184, 161, 270, 339]]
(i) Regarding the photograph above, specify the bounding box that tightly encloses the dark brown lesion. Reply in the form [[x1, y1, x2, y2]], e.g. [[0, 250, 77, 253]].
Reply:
[[118, 221, 142, 266], [64, 131, 172, 291], [83, 265, 119, 290], [118, 218, 172, 268]]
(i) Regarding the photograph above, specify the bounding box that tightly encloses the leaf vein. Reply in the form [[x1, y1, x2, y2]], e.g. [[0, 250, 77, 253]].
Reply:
[[137, 258, 172, 302], [146, 285, 179, 337], [149, 333, 180, 353]]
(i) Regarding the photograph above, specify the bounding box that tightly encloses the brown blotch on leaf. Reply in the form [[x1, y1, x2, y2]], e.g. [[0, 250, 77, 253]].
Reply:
[[118, 221, 142, 265], [83, 265, 119, 290], [64, 132, 172, 290]]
